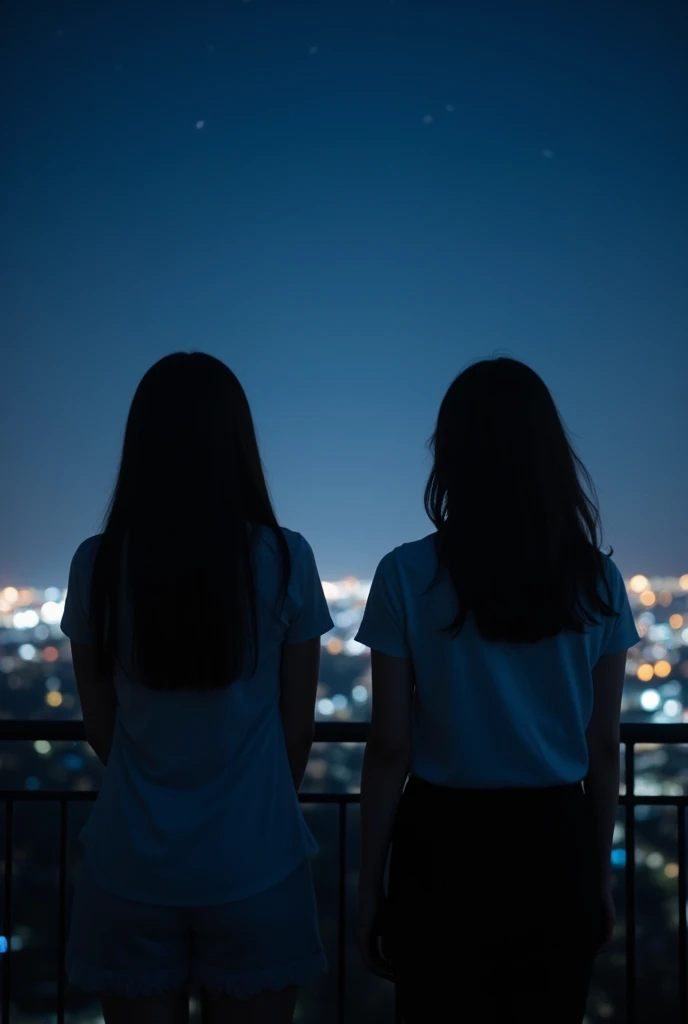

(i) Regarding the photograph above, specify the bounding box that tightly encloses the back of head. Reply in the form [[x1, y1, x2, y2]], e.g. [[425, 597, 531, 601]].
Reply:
[[424, 357, 615, 643], [91, 352, 289, 689]]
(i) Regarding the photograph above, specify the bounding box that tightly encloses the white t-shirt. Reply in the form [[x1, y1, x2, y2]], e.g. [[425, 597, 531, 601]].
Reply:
[[356, 534, 640, 788], [61, 526, 333, 905]]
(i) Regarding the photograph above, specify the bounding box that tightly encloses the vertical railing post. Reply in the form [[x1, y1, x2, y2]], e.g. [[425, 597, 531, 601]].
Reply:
[[337, 801, 347, 1024], [2, 798, 14, 1024], [625, 742, 636, 1024], [57, 800, 68, 1024], [678, 805, 687, 1024]]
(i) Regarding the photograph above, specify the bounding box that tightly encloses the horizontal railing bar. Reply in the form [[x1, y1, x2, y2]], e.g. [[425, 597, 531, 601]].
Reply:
[[3, 789, 688, 807], [0, 789, 362, 804], [0, 720, 372, 744], [2, 720, 688, 744]]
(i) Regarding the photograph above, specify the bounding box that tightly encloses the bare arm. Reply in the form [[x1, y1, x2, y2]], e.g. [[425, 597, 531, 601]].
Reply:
[[70, 641, 117, 766], [359, 650, 414, 907], [586, 649, 627, 885], [279, 637, 320, 791]]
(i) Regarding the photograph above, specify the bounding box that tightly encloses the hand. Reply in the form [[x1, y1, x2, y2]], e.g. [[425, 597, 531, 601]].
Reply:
[[598, 883, 616, 951], [357, 895, 394, 982]]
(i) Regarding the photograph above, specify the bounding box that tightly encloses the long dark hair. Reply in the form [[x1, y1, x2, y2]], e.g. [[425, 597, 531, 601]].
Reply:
[[90, 352, 290, 690], [424, 357, 617, 643]]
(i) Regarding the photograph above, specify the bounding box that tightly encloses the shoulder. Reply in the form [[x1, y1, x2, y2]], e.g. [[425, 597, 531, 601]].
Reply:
[[600, 553, 628, 604], [279, 527, 311, 557], [69, 535, 102, 577], [253, 525, 315, 571], [375, 534, 437, 579]]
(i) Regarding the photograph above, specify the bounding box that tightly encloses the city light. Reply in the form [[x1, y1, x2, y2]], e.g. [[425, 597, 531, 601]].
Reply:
[[13, 609, 39, 629], [40, 601, 64, 624], [663, 700, 682, 717], [34, 740, 51, 755], [630, 575, 650, 593], [639, 689, 662, 712], [352, 685, 368, 703], [640, 591, 656, 607], [636, 663, 654, 682], [42, 647, 59, 663], [17, 644, 37, 661], [654, 660, 672, 679], [321, 581, 340, 602], [45, 691, 63, 708], [1, 586, 19, 604], [680, 575, 688, 591], [317, 698, 334, 716], [669, 614, 684, 630]]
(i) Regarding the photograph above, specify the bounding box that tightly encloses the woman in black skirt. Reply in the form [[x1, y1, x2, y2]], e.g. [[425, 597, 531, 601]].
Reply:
[[355, 358, 639, 1023]]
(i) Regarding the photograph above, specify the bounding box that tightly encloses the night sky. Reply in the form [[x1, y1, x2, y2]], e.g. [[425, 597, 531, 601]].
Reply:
[[2, 0, 686, 586]]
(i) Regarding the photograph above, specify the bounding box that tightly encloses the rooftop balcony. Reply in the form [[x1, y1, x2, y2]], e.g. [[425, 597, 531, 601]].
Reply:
[[2, 722, 688, 1023]]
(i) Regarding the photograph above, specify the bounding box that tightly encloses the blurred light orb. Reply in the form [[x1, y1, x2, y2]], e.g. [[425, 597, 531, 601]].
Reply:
[[45, 691, 63, 707], [654, 660, 672, 679], [639, 689, 661, 712], [669, 614, 684, 630], [640, 591, 656, 607], [14, 610, 39, 629], [352, 685, 368, 703], [18, 644, 37, 661], [40, 601, 63, 624], [636, 663, 654, 682], [322, 581, 340, 602], [630, 575, 650, 593], [317, 698, 334, 717], [679, 575, 688, 591]]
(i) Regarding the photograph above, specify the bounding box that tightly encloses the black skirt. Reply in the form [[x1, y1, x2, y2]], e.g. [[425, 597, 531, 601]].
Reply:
[[384, 775, 603, 1023]]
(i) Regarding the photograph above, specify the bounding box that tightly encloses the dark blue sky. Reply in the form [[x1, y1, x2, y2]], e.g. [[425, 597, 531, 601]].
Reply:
[[2, 0, 686, 585]]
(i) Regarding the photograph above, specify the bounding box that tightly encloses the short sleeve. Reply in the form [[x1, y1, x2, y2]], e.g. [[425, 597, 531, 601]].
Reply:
[[600, 559, 641, 656], [60, 540, 96, 645], [284, 536, 334, 645], [355, 551, 410, 658]]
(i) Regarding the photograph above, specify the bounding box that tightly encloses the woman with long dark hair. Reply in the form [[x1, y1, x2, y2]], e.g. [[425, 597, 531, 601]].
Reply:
[[356, 357, 639, 1022], [61, 353, 332, 1024]]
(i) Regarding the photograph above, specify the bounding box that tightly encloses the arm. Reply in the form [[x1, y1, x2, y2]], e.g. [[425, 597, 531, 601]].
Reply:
[[279, 637, 320, 791], [359, 650, 414, 909], [70, 641, 117, 766], [586, 649, 626, 886]]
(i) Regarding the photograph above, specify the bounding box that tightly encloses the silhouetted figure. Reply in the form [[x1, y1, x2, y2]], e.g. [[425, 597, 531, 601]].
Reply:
[[61, 353, 332, 1024], [356, 358, 639, 1023]]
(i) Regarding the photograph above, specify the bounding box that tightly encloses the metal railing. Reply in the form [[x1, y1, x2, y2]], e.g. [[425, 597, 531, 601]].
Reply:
[[2, 721, 688, 1024]]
